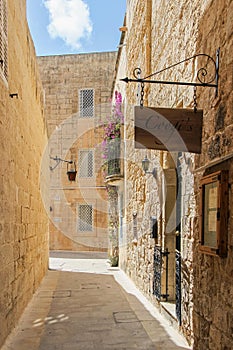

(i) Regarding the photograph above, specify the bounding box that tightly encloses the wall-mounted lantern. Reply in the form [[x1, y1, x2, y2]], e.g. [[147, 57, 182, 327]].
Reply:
[[142, 156, 157, 178], [50, 155, 77, 182], [67, 161, 77, 182]]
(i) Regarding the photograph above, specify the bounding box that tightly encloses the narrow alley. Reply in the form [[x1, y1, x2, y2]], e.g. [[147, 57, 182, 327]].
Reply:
[[2, 252, 190, 350]]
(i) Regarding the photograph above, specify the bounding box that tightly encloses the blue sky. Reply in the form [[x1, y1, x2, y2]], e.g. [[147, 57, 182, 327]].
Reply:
[[27, 0, 126, 56]]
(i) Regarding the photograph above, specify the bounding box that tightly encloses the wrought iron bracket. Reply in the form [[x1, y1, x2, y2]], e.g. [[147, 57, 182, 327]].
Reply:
[[9, 93, 19, 99], [50, 155, 73, 171], [120, 49, 220, 98]]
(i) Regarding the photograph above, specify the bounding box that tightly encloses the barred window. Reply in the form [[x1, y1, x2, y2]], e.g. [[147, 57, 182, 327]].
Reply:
[[79, 150, 94, 178], [78, 204, 93, 232], [79, 89, 94, 118], [0, 0, 8, 83]]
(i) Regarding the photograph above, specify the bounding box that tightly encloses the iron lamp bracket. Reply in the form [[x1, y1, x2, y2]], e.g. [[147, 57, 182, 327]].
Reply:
[[120, 49, 220, 99], [49, 155, 73, 171]]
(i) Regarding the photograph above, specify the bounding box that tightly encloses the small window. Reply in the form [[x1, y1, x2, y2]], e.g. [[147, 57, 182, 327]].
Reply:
[[78, 204, 93, 232], [79, 89, 94, 118], [0, 0, 8, 83], [79, 150, 94, 178], [199, 170, 228, 257]]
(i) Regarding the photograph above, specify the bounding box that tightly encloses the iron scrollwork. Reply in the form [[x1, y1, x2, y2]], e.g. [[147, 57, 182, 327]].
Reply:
[[121, 49, 220, 98]]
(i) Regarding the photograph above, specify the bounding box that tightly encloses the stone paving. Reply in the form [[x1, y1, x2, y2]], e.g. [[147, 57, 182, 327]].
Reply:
[[1, 252, 191, 350]]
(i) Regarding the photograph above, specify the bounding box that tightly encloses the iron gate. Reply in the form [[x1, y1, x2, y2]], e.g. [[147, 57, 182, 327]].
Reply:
[[153, 246, 169, 301], [153, 246, 162, 300], [175, 250, 182, 325]]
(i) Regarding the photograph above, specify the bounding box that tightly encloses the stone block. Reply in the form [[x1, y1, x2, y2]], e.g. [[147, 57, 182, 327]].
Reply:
[[0, 1, 49, 346]]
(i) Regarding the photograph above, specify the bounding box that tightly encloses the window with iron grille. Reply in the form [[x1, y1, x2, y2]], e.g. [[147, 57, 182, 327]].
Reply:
[[0, 0, 8, 83], [79, 150, 94, 178], [78, 204, 93, 232], [79, 89, 94, 118]]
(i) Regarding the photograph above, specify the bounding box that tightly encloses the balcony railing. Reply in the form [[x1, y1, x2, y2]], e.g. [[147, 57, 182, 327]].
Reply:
[[105, 138, 123, 185], [108, 158, 121, 176]]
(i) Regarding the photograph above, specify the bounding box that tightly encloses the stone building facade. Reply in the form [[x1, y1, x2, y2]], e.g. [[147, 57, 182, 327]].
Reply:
[[111, 0, 233, 348], [0, 0, 49, 347], [37, 52, 117, 251]]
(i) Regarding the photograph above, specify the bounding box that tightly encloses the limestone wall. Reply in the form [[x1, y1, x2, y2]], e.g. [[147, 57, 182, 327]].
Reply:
[[116, 0, 233, 347], [192, 1, 233, 349], [0, 1, 49, 346], [38, 52, 117, 251], [121, 2, 201, 341]]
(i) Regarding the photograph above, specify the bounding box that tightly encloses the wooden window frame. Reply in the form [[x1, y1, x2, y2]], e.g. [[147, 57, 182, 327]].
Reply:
[[199, 170, 228, 257]]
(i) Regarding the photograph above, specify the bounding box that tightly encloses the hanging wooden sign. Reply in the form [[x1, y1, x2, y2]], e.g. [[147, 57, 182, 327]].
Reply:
[[135, 106, 203, 153]]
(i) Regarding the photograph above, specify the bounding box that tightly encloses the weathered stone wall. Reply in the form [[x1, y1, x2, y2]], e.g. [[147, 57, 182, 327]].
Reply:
[[192, 1, 233, 349], [116, 0, 233, 347], [38, 52, 117, 251], [0, 1, 49, 347], [120, 1, 202, 342]]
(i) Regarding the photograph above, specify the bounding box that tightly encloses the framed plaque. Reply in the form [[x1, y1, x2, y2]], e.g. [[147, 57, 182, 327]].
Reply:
[[199, 170, 228, 257]]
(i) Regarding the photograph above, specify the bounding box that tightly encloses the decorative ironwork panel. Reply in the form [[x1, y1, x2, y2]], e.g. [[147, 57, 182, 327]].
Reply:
[[153, 246, 162, 300], [108, 159, 120, 176], [79, 89, 94, 118], [175, 250, 182, 325], [78, 204, 93, 232], [107, 139, 121, 176]]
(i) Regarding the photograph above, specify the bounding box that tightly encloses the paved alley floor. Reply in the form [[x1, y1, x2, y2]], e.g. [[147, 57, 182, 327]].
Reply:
[[2, 251, 191, 350]]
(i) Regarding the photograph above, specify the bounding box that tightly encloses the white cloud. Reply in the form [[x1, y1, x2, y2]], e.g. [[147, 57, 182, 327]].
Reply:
[[43, 0, 93, 50]]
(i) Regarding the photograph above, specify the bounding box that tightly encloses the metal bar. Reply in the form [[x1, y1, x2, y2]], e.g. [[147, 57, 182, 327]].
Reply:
[[165, 249, 169, 301], [215, 48, 220, 98], [143, 52, 217, 81], [120, 77, 217, 88], [161, 249, 169, 301], [175, 250, 182, 325], [153, 246, 162, 300], [49, 156, 73, 171], [153, 247, 170, 301], [50, 156, 73, 164], [120, 49, 219, 97]]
